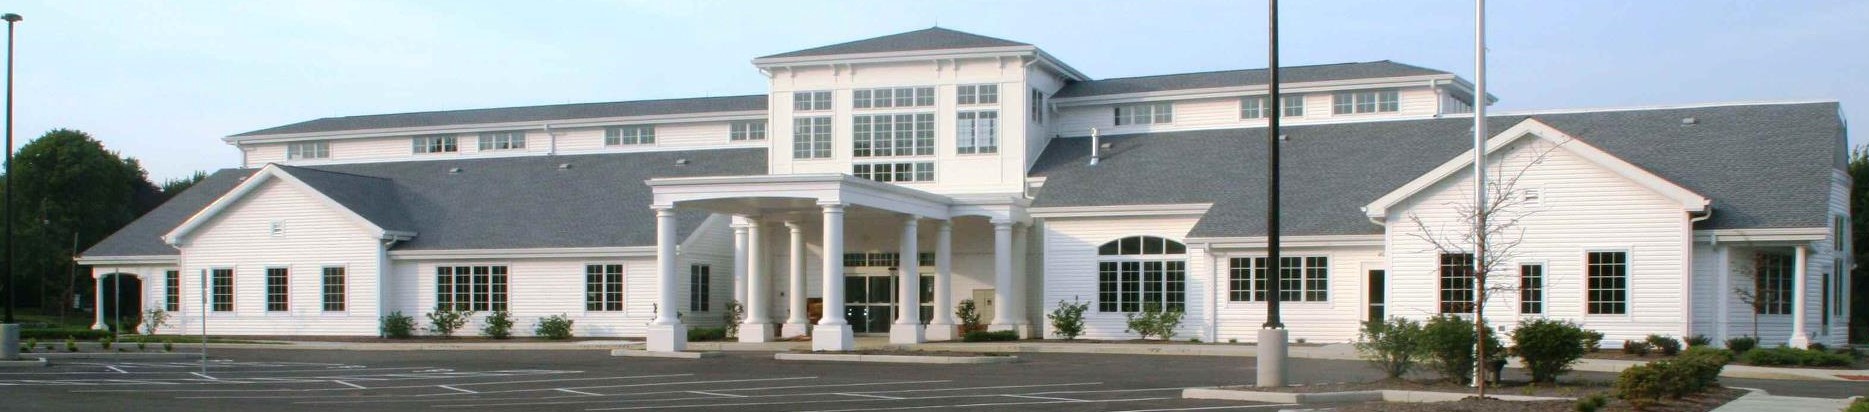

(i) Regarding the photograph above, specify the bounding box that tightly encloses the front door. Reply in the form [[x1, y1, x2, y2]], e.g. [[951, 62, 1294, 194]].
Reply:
[[845, 274, 895, 334]]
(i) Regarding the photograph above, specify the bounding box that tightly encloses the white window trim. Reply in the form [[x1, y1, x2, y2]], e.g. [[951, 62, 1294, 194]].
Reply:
[[852, 161, 936, 183], [583, 262, 627, 313], [412, 135, 459, 154], [286, 141, 331, 160], [1580, 248, 1633, 318], [1225, 254, 1333, 305], [320, 266, 348, 313], [956, 83, 1000, 106], [606, 125, 656, 146], [434, 264, 514, 312], [792, 116, 834, 160], [851, 112, 936, 158], [1517, 261, 1548, 316], [477, 131, 528, 151], [793, 90, 833, 112], [956, 110, 999, 155], [263, 266, 290, 314]]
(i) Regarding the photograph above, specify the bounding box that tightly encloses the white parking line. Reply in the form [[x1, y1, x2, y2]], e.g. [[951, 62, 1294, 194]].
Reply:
[[364, 380, 953, 407], [1106, 404, 1301, 412], [585, 395, 1174, 411], [438, 385, 478, 394], [190, 372, 216, 380], [333, 381, 366, 389], [999, 394, 1084, 402], [833, 393, 902, 400], [106, 366, 129, 374], [81, 371, 616, 393], [687, 391, 746, 398], [265, 376, 820, 402], [428, 381, 1099, 409], [555, 388, 603, 396]]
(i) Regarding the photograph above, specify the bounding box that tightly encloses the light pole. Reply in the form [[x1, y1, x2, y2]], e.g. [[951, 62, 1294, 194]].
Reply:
[[1255, 0, 1289, 388], [1, 12, 21, 361]]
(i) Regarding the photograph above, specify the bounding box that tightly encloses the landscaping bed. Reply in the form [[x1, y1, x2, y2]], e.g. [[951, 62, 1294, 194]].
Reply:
[[791, 349, 1010, 357], [1326, 388, 1745, 412], [1226, 378, 1606, 397]]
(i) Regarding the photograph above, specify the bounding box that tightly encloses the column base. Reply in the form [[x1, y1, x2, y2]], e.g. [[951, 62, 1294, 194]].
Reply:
[[1788, 332, 1813, 349], [1, 324, 19, 361], [988, 321, 1018, 335], [889, 324, 925, 344], [925, 321, 957, 341], [739, 322, 777, 343], [782, 321, 811, 338], [1256, 328, 1289, 387], [91, 323, 109, 332], [646, 323, 688, 353], [1014, 323, 1035, 339], [811, 324, 854, 351]]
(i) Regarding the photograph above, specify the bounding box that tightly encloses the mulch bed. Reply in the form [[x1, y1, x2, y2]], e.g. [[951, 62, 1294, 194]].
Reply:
[[207, 335, 641, 343], [1027, 338, 1331, 347], [1328, 387, 1746, 412], [1229, 378, 1608, 398]]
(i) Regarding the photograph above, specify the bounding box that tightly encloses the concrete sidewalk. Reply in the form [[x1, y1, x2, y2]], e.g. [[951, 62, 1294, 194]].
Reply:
[[1713, 388, 1855, 411]]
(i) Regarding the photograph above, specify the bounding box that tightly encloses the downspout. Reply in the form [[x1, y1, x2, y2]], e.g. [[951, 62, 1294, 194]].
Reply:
[[543, 123, 557, 156], [1206, 244, 1219, 342], [1430, 79, 1444, 117]]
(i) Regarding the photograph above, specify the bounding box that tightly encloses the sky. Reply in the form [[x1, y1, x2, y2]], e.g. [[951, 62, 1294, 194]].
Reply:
[[6, 0, 1866, 182]]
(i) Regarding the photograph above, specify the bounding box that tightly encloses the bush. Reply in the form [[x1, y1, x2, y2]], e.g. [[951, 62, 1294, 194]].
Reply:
[[963, 330, 1020, 342], [723, 300, 744, 339], [426, 308, 474, 338], [1613, 362, 1668, 407], [535, 314, 575, 340], [1420, 315, 1503, 384], [1622, 340, 1652, 356], [687, 327, 728, 342], [1848, 397, 1869, 412], [1584, 330, 1605, 353], [1356, 318, 1425, 379], [65, 337, 78, 352], [141, 308, 172, 335], [1677, 347, 1734, 387], [956, 299, 983, 332], [99, 336, 113, 350], [19, 328, 110, 340], [1810, 342, 1829, 352], [1646, 334, 1682, 356], [1725, 336, 1758, 353], [380, 311, 416, 339], [1047, 299, 1089, 340], [481, 311, 514, 339], [1738, 346, 1853, 367], [1511, 319, 1590, 383], [163, 339, 174, 352], [135, 336, 149, 351], [1684, 334, 1711, 347], [1123, 305, 1185, 341], [1575, 393, 1610, 412]]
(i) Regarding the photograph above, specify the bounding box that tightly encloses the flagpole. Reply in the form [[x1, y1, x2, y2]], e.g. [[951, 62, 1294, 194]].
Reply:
[[1471, 0, 1490, 390]]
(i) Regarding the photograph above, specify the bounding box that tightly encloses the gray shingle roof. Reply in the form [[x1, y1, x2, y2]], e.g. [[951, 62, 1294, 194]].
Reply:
[[231, 95, 769, 137], [81, 148, 768, 258], [1052, 61, 1450, 99], [1029, 102, 1844, 238], [758, 27, 1030, 60]]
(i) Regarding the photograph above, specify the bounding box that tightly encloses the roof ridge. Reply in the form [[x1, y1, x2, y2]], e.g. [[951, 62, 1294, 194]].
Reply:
[[275, 163, 395, 181], [1481, 99, 1841, 117], [309, 94, 768, 121], [1078, 61, 1424, 83]]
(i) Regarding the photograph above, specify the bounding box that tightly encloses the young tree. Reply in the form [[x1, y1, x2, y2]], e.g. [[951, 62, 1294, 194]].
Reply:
[[1731, 252, 1782, 340]]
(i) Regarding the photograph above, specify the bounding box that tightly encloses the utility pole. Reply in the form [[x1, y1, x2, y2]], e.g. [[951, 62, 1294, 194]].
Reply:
[[1255, 0, 1289, 388]]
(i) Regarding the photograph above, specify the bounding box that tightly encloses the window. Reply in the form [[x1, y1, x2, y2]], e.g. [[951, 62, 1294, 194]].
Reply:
[[211, 268, 234, 312], [1031, 89, 1046, 123], [843, 252, 934, 268], [853, 162, 934, 183], [478, 131, 526, 151], [1244, 95, 1306, 119], [957, 84, 998, 105], [690, 264, 712, 312], [1439, 253, 1475, 313], [1228, 256, 1329, 302], [1282, 95, 1305, 117], [730, 120, 767, 141], [585, 264, 624, 311], [1095, 236, 1188, 313], [412, 135, 458, 154], [1756, 253, 1794, 315], [852, 86, 935, 109], [1835, 258, 1846, 317], [1114, 103, 1173, 125], [265, 268, 289, 312], [436, 266, 509, 312], [322, 267, 346, 312], [164, 270, 180, 312], [287, 141, 330, 160], [1520, 264, 1544, 314], [852, 113, 935, 157], [956, 111, 999, 154], [794, 90, 831, 111], [792, 117, 832, 159], [606, 125, 655, 145], [1332, 90, 1400, 114], [1586, 251, 1629, 315]]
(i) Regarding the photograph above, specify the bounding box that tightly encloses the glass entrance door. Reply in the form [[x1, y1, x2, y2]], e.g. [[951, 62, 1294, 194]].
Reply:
[[845, 275, 896, 334]]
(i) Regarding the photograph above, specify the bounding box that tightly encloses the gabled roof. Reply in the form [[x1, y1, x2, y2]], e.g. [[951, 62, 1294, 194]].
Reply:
[[1051, 61, 1451, 99], [757, 27, 1031, 60], [230, 95, 768, 138], [275, 165, 418, 233], [1029, 102, 1844, 238], [80, 169, 259, 258], [162, 165, 418, 245]]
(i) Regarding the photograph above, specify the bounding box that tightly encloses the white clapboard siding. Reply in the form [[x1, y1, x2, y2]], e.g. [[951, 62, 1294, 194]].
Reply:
[[1052, 87, 1441, 138], [1211, 246, 1384, 344], [1041, 215, 1207, 340], [249, 122, 766, 167], [390, 258, 657, 338]]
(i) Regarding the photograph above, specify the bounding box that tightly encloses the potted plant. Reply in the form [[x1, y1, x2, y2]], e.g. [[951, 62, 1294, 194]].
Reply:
[[956, 299, 985, 335]]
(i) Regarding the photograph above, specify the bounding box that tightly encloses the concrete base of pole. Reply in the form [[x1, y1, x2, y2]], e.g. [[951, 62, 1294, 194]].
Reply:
[[1255, 328, 1288, 388], [1, 323, 18, 360]]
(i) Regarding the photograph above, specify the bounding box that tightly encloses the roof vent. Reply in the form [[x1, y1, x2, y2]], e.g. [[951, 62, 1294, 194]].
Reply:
[[557, 163, 572, 170], [1681, 117, 1698, 125], [675, 159, 691, 166], [1279, 134, 1289, 141], [448, 167, 463, 174]]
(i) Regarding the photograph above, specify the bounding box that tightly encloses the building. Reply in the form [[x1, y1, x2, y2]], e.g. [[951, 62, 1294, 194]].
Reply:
[[77, 27, 1850, 351]]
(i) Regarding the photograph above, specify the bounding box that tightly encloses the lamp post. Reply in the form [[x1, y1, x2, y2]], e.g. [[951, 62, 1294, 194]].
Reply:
[[1255, 0, 1289, 388], [1, 12, 22, 362]]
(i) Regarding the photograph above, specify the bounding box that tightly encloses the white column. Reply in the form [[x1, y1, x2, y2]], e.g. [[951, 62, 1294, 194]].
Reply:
[[731, 217, 749, 307], [91, 274, 109, 331], [988, 219, 1016, 332], [1011, 223, 1031, 338], [813, 203, 854, 351], [741, 219, 776, 342], [926, 220, 957, 341], [646, 207, 686, 352], [782, 221, 810, 337], [891, 215, 925, 344], [1789, 245, 1812, 348], [1715, 245, 1731, 343]]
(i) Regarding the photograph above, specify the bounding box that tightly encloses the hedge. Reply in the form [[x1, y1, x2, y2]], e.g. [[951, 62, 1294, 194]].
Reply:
[[20, 328, 111, 341], [963, 330, 1020, 342]]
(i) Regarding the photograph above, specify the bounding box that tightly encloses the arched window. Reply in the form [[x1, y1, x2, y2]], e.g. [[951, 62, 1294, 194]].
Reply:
[[1096, 236, 1187, 313]]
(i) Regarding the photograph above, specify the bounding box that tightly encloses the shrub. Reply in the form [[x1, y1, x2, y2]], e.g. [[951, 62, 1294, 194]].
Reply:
[[1622, 340, 1652, 356], [1738, 346, 1853, 367], [1613, 362, 1667, 408], [1583, 330, 1605, 353], [1420, 315, 1503, 384], [723, 300, 744, 339], [1356, 318, 1425, 379], [19, 328, 109, 340], [163, 339, 174, 352], [1849, 397, 1869, 412], [535, 314, 575, 340], [135, 336, 149, 351], [426, 308, 474, 338], [1677, 347, 1734, 388], [1123, 305, 1185, 341], [141, 308, 172, 335], [65, 337, 78, 352], [23, 338, 36, 353], [963, 330, 1020, 342], [1725, 336, 1758, 353], [380, 311, 416, 339], [99, 336, 114, 350], [1047, 299, 1089, 340], [1511, 319, 1590, 383], [481, 311, 514, 339], [1575, 393, 1610, 412], [687, 327, 728, 342], [1646, 334, 1682, 356], [956, 299, 983, 332], [1684, 334, 1711, 347]]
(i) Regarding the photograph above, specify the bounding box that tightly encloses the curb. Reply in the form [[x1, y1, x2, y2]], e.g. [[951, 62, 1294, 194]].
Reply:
[[611, 349, 721, 359], [0, 358, 48, 368], [773, 352, 1021, 364], [1181, 387, 1570, 404], [31, 352, 205, 360]]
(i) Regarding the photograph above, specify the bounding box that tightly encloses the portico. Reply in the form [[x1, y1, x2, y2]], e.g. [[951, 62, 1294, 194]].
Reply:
[[646, 174, 1029, 352]]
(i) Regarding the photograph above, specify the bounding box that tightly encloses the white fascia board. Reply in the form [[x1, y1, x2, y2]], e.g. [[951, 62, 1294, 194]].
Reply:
[[1032, 49, 1089, 82], [388, 246, 657, 260], [162, 165, 407, 246], [648, 173, 956, 219], [1050, 75, 1457, 107], [1362, 118, 1711, 219], [225, 110, 768, 144], [1694, 227, 1829, 243], [1189, 234, 1386, 249], [1028, 203, 1212, 219], [1054, 113, 1445, 138], [751, 46, 1037, 67], [74, 255, 179, 265]]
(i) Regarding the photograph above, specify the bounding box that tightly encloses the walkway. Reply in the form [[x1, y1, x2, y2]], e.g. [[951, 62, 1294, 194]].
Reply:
[[1713, 388, 1855, 412]]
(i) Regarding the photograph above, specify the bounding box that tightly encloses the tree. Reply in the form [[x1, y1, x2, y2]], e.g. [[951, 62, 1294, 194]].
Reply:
[[1850, 145, 1869, 343], [1404, 137, 1566, 397], [1729, 253, 1775, 339], [159, 171, 207, 202], [3, 129, 158, 317]]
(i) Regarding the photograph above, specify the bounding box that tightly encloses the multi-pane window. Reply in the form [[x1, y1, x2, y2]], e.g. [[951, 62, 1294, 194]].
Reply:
[[852, 113, 935, 157], [436, 266, 509, 312], [792, 117, 832, 159], [794, 90, 832, 111], [853, 162, 934, 183], [1586, 251, 1629, 315], [211, 268, 234, 312], [956, 111, 999, 154], [1114, 103, 1173, 125], [322, 267, 346, 312], [164, 270, 180, 312], [605, 125, 655, 145], [1241, 95, 1305, 119], [852, 86, 935, 109], [412, 135, 458, 154], [1031, 89, 1046, 123], [1282, 95, 1305, 117], [265, 268, 289, 312], [957, 84, 998, 105], [843, 252, 934, 268], [1332, 90, 1401, 114], [1096, 236, 1188, 313], [1755, 253, 1794, 315], [689, 264, 711, 312], [287, 141, 330, 160], [1227, 256, 1328, 302], [478, 131, 526, 151], [585, 264, 625, 311], [1520, 264, 1544, 314], [1439, 253, 1475, 313], [730, 120, 767, 141]]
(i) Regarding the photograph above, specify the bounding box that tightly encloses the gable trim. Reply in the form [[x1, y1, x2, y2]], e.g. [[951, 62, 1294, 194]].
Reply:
[[1029, 203, 1213, 219], [161, 165, 413, 246]]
